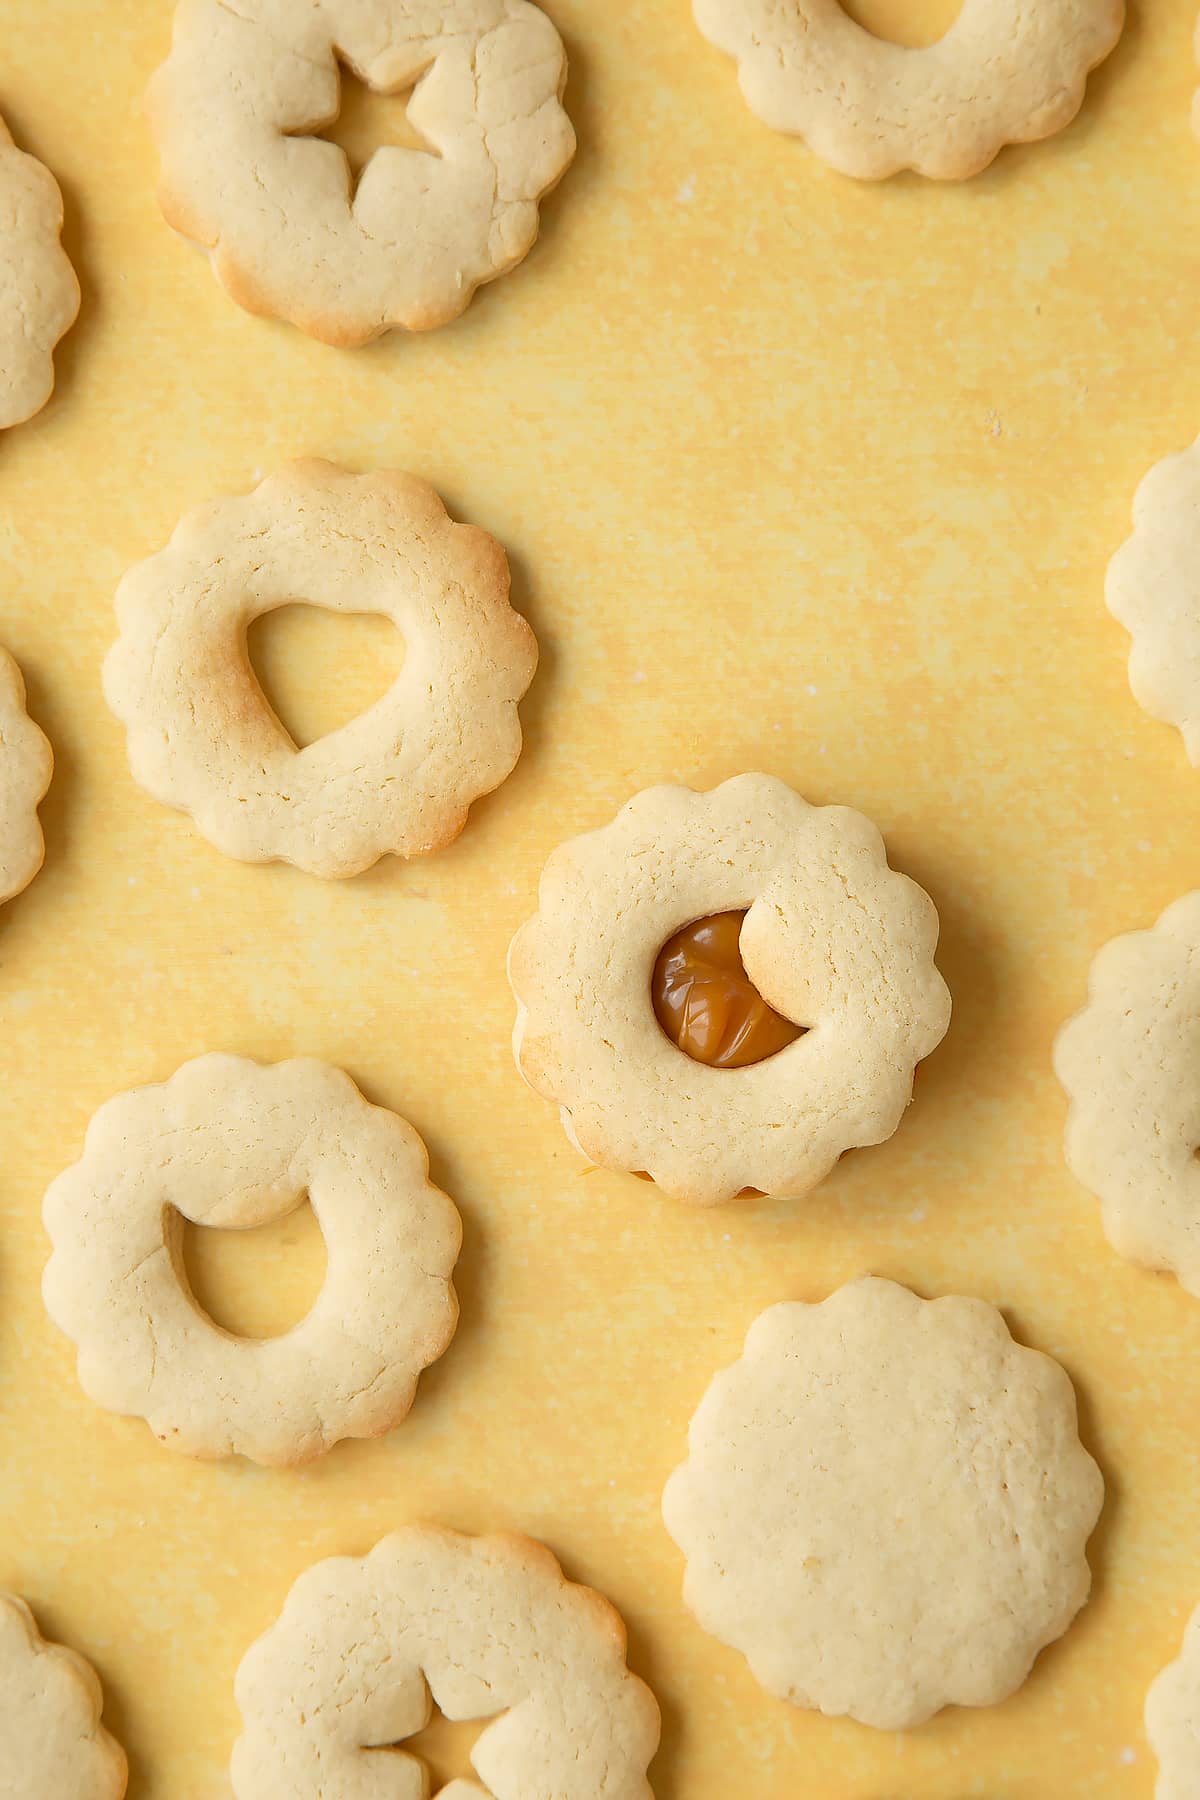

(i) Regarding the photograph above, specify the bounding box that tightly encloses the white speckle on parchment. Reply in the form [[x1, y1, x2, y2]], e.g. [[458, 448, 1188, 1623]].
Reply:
[[676, 175, 696, 204], [1119, 1747, 1137, 1765]]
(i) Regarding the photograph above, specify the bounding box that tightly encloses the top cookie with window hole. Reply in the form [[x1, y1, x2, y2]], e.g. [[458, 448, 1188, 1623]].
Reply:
[[508, 774, 951, 1206]]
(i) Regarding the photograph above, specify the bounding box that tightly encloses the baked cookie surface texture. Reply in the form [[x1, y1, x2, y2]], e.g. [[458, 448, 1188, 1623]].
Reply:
[[149, 0, 576, 344], [0, 648, 51, 904], [103, 461, 537, 879], [662, 1277, 1103, 1729], [0, 115, 78, 426], [1055, 893, 1200, 1298], [43, 1054, 461, 1466], [693, 0, 1123, 180], [509, 775, 950, 1206], [1147, 1601, 1200, 1800], [231, 1527, 660, 1799], [1107, 433, 1200, 762], [0, 1593, 127, 1800]]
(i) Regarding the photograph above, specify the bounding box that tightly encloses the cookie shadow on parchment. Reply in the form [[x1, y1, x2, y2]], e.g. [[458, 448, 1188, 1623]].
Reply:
[[0, 98, 99, 433], [348, 1075, 494, 1426], [617, 1611, 684, 1800], [15, 1597, 145, 1799], [884, 845, 1004, 1125]]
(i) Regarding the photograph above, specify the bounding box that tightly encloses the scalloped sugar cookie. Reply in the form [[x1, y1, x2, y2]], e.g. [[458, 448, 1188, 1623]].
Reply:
[[0, 115, 79, 427], [231, 1527, 660, 1799], [1107, 432, 1200, 762], [1147, 1602, 1200, 1800], [508, 775, 950, 1207], [662, 1278, 1103, 1730], [693, 0, 1123, 180], [43, 1054, 461, 1466], [1055, 893, 1200, 1297], [149, 0, 576, 346], [0, 648, 51, 903], [103, 461, 536, 879], [0, 1593, 126, 1799]]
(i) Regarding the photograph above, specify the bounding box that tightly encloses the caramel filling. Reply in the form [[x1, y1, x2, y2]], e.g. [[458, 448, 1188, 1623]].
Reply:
[[652, 912, 805, 1068]]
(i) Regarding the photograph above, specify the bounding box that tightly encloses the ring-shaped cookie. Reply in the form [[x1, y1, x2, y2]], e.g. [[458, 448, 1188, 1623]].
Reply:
[[149, 0, 576, 345], [694, 0, 1124, 180], [231, 1527, 660, 1799], [0, 116, 79, 427], [42, 1054, 461, 1466], [0, 1594, 127, 1800], [508, 775, 951, 1207], [0, 649, 52, 904], [102, 461, 537, 880], [1055, 893, 1200, 1299]]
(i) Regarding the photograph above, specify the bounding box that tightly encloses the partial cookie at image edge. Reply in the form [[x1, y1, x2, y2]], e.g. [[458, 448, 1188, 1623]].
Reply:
[[0, 1592, 127, 1800]]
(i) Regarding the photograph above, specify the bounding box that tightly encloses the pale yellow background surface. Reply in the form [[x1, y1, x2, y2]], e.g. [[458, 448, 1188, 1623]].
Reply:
[[0, 0, 1197, 1793]]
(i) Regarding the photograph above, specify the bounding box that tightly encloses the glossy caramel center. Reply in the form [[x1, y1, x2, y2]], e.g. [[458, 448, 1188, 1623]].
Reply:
[[652, 912, 805, 1069]]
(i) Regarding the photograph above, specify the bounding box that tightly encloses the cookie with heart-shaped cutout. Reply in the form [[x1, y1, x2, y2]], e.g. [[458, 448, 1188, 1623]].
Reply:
[[103, 461, 536, 879]]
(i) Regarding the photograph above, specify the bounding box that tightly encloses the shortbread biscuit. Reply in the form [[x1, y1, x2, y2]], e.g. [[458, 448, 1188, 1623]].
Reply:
[[0, 117, 79, 427], [508, 775, 950, 1206], [1147, 1602, 1200, 1800], [693, 0, 1123, 180], [231, 1526, 660, 1798], [663, 1278, 1103, 1730], [1055, 893, 1200, 1297], [103, 461, 536, 879], [149, 0, 576, 346], [0, 1593, 126, 1800], [0, 649, 51, 903], [1107, 433, 1200, 762], [43, 1054, 461, 1466]]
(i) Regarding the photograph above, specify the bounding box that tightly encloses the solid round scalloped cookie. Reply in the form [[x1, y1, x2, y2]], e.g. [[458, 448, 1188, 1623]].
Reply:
[[662, 1277, 1103, 1729]]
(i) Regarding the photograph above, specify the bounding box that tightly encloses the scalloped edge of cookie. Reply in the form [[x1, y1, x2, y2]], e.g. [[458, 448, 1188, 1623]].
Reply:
[[692, 0, 1125, 181], [0, 1593, 127, 1799], [0, 120, 81, 428], [0, 648, 53, 904]]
